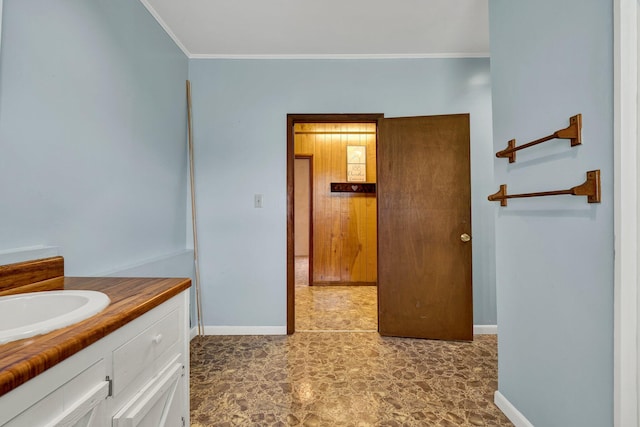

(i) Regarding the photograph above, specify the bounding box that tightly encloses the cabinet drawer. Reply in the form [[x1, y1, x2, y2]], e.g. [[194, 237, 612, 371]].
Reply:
[[112, 309, 179, 396]]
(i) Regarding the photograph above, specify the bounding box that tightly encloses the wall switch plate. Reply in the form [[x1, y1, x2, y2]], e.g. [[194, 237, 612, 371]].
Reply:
[[254, 194, 263, 208]]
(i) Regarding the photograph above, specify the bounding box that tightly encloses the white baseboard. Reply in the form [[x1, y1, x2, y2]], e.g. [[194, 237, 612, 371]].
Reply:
[[192, 325, 495, 337], [474, 324, 498, 334], [494, 391, 535, 427], [0, 246, 61, 266], [190, 327, 198, 341], [202, 326, 287, 336]]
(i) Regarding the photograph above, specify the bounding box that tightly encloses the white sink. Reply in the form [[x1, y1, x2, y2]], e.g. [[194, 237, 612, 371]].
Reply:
[[0, 290, 111, 344]]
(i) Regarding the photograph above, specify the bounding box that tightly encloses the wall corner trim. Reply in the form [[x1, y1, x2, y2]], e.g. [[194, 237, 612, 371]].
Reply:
[[494, 391, 535, 427], [473, 325, 498, 335], [614, 0, 640, 425], [138, 0, 191, 58]]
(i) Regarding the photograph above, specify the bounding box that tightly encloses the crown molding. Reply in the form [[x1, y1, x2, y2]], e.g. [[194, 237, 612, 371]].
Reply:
[[138, 0, 191, 57]]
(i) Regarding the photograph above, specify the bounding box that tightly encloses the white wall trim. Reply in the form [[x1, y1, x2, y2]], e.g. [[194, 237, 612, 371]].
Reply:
[[203, 326, 287, 336], [190, 327, 198, 341], [188, 52, 490, 60], [0, 246, 61, 266], [494, 391, 535, 427], [614, 0, 639, 426], [138, 0, 191, 58], [194, 325, 495, 336], [473, 325, 497, 335]]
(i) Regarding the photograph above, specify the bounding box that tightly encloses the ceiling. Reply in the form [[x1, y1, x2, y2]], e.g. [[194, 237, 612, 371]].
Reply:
[[141, 0, 490, 58]]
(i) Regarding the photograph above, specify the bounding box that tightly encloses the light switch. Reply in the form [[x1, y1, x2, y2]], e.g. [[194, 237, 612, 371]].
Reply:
[[254, 194, 263, 208]]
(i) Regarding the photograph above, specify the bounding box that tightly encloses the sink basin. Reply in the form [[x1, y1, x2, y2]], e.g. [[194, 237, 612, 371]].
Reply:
[[0, 290, 111, 344]]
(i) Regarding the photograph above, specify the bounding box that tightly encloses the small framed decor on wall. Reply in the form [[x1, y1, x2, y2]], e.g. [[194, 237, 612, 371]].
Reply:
[[346, 146, 366, 182]]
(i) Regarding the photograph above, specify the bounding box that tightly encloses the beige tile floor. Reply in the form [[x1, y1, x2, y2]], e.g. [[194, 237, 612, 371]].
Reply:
[[190, 257, 512, 426]]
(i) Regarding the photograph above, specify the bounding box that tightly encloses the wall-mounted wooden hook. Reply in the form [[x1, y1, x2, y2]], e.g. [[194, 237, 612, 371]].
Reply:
[[496, 114, 582, 163], [488, 184, 508, 206], [487, 169, 600, 206], [330, 182, 376, 193]]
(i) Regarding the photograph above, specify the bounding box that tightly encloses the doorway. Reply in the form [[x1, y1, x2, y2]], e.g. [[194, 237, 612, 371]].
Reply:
[[287, 114, 382, 334], [287, 113, 473, 340], [292, 120, 379, 332]]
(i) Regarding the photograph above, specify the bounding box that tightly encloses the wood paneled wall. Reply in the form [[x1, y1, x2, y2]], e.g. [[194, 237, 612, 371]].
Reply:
[[294, 157, 311, 256], [294, 123, 377, 285]]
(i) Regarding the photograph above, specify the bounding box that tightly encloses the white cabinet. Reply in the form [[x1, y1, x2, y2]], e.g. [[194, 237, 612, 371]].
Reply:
[[0, 291, 189, 427]]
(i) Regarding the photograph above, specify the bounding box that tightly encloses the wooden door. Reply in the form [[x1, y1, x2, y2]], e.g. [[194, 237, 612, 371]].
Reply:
[[377, 114, 472, 341]]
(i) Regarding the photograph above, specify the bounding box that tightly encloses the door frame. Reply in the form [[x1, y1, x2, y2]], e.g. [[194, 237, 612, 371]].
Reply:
[[286, 113, 384, 334], [614, 0, 639, 425], [294, 154, 314, 286]]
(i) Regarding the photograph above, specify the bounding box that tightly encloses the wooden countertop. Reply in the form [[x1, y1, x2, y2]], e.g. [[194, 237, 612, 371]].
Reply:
[[0, 276, 191, 398]]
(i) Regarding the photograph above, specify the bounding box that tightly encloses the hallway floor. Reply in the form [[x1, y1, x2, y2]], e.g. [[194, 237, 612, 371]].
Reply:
[[295, 257, 377, 331], [190, 257, 512, 426]]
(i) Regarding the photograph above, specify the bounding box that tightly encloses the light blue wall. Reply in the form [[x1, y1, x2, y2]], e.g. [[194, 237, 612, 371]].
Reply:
[[104, 248, 196, 328], [188, 58, 496, 327], [0, 0, 189, 275], [489, 1, 613, 425]]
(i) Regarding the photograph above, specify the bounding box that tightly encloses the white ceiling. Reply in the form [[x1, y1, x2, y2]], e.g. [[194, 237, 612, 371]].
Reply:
[[141, 0, 490, 58]]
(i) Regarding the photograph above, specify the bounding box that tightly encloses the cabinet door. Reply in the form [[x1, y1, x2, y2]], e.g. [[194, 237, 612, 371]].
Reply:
[[112, 358, 184, 427], [4, 361, 107, 427], [47, 381, 109, 427]]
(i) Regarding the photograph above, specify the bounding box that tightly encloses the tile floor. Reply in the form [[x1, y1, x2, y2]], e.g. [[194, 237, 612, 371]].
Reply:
[[295, 257, 377, 332], [190, 257, 512, 426]]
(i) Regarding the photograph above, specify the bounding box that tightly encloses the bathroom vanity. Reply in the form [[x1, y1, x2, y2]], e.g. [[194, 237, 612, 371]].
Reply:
[[0, 257, 191, 427]]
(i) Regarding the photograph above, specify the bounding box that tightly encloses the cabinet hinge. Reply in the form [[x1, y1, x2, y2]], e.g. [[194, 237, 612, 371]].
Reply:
[[182, 365, 185, 377], [105, 376, 113, 397], [181, 416, 186, 427]]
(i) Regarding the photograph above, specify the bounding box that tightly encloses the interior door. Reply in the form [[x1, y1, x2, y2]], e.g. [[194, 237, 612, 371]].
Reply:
[[377, 114, 472, 341]]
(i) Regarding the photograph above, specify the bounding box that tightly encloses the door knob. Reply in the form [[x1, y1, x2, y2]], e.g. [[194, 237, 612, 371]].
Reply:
[[460, 233, 471, 242]]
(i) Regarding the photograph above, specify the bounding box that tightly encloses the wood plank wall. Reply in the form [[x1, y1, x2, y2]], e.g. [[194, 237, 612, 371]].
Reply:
[[294, 123, 377, 285]]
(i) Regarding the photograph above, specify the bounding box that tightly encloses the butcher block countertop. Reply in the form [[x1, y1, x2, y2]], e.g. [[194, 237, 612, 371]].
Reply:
[[0, 257, 191, 398]]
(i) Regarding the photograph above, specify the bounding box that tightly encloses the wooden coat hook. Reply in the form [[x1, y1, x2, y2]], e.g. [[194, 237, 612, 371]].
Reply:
[[496, 114, 582, 163], [488, 170, 601, 206]]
